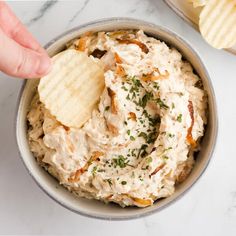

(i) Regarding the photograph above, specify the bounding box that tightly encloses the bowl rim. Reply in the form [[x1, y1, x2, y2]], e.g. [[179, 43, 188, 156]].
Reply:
[[15, 17, 218, 220]]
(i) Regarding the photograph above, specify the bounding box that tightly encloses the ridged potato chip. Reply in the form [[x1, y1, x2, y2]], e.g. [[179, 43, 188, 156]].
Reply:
[[199, 0, 236, 49], [38, 49, 105, 128], [189, 0, 207, 8]]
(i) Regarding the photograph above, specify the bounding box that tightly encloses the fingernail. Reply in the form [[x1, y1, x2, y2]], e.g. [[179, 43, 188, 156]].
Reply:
[[37, 56, 52, 76]]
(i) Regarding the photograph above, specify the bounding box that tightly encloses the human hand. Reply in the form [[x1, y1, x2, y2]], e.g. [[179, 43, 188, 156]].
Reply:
[[0, 2, 51, 79]]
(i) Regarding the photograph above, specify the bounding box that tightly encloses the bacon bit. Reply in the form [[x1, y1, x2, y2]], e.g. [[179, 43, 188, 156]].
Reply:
[[142, 70, 169, 82], [128, 112, 136, 121], [68, 151, 103, 182], [107, 122, 119, 136], [186, 101, 197, 148], [107, 88, 118, 114], [150, 163, 165, 176], [117, 39, 149, 53], [132, 197, 152, 207]]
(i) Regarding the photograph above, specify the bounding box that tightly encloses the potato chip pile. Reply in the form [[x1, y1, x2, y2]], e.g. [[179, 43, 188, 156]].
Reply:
[[190, 0, 236, 49], [38, 49, 105, 128]]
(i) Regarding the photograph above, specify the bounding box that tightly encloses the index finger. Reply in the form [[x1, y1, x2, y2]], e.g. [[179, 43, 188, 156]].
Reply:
[[0, 1, 46, 54]]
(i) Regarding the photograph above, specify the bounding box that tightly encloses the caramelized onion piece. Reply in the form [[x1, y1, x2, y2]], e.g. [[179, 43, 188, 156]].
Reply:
[[113, 52, 126, 77], [107, 122, 119, 136], [68, 151, 103, 182], [117, 39, 149, 53], [128, 112, 136, 121], [142, 70, 169, 82], [150, 163, 165, 176], [107, 88, 118, 114], [114, 52, 122, 64], [76, 36, 88, 51], [116, 65, 126, 77], [186, 101, 196, 147], [176, 165, 192, 183], [107, 30, 135, 39], [132, 197, 152, 207]]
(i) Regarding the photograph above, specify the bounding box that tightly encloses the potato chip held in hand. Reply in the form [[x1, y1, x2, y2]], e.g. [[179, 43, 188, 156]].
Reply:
[[38, 49, 105, 128]]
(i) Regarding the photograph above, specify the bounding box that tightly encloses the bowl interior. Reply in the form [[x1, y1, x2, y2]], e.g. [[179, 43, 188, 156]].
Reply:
[[16, 18, 217, 220]]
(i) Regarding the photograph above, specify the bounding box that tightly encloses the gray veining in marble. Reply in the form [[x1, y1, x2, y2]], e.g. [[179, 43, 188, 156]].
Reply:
[[67, 0, 90, 26], [26, 0, 58, 26]]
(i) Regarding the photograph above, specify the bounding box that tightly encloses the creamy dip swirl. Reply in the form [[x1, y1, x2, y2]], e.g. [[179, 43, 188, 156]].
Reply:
[[27, 30, 207, 207]]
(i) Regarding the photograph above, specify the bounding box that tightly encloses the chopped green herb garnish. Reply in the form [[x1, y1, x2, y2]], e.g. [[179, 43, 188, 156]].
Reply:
[[105, 106, 110, 111], [121, 86, 128, 91], [124, 121, 128, 125], [138, 132, 148, 140], [162, 156, 169, 161], [131, 149, 137, 157], [168, 133, 175, 138], [164, 147, 172, 152], [130, 136, 135, 141], [146, 131, 157, 144], [137, 144, 148, 158], [141, 165, 149, 170], [92, 166, 97, 175], [153, 82, 160, 90], [130, 76, 142, 90], [131, 172, 135, 178], [156, 98, 169, 109], [149, 116, 161, 126], [126, 94, 130, 100], [140, 150, 148, 158], [139, 176, 144, 181], [138, 130, 157, 144], [127, 130, 131, 135], [177, 114, 182, 122], [146, 156, 152, 164], [106, 179, 113, 186], [121, 181, 127, 185], [139, 92, 153, 108], [112, 155, 129, 168], [172, 103, 175, 109]]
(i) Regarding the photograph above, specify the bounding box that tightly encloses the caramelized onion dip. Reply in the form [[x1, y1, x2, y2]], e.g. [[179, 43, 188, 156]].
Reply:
[[27, 30, 207, 207]]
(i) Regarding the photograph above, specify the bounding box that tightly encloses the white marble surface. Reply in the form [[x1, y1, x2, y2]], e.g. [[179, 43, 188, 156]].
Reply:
[[0, 0, 236, 235]]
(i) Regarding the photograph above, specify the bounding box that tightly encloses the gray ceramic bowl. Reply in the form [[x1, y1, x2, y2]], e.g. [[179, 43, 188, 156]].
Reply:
[[16, 18, 218, 220]]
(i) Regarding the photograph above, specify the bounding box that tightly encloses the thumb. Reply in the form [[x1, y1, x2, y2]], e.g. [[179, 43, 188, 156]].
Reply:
[[0, 29, 51, 78]]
